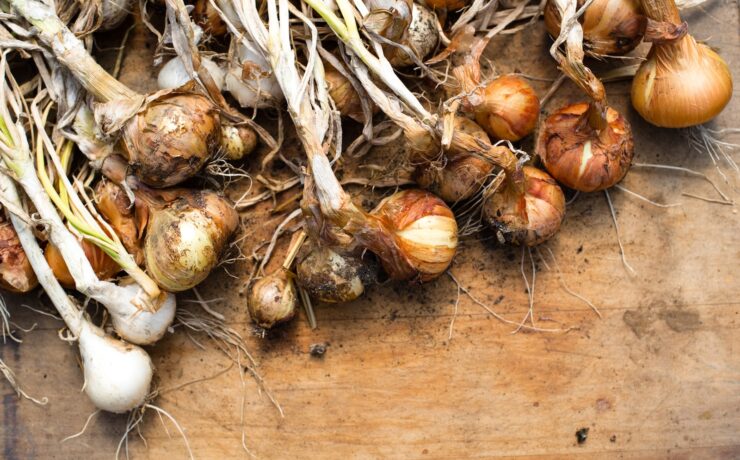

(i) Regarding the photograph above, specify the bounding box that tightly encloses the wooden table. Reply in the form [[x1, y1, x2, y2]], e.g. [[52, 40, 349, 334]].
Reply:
[[0, 3, 738, 459]]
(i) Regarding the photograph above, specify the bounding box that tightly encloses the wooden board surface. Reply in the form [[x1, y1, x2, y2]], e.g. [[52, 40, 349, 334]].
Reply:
[[1, 2, 739, 459]]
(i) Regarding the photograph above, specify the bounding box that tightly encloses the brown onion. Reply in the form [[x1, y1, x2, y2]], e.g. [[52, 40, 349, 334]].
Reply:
[[415, 117, 493, 202], [474, 75, 540, 142], [537, 102, 634, 192], [248, 270, 297, 328], [296, 246, 377, 303], [483, 166, 565, 246], [0, 219, 37, 293], [544, 0, 646, 56], [325, 65, 366, 122], [46, 240, 120, 289]]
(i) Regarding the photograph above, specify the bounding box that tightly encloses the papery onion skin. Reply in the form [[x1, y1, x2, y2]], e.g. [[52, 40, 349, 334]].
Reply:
[[121, 94, 221, 188], [537, 103, 634, 192], [0, 219, 37, 293], [95, 180, 147, 265], [474, 75, 540, 142], [325, 66, 366, 123], [389, 4, 440, 67], [368, 189, 458, 281], [483, 166, 565, 246], [415, 117, 494, 202], [544, 0, 645, 56], [296, 247, 377, 303], [157, 58, 226, 92], [144, 191, 238, 292], [45, 240, 120, 289], [248, 271, 297, 328], [193, 0, 227, 36], [225, 43, 284, 109], [631, 36, 733, 128]]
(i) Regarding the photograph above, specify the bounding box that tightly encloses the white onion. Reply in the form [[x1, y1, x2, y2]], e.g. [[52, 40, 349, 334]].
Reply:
[[157, 57, 226, 91], [224, 42, 283, 108], [107, 284, 176, 345]]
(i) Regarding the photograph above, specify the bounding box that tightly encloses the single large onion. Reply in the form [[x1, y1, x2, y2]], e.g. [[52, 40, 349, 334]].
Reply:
[[631, 35, 732, 128], [119, 93, 222, 188], [144, 191, 238, 292], [537, 102, 634, 192], [296, 247, 377, 303], [483, 166, 565, 246], [474, 75, 540, 142], [415, 117, 493, 203], [0, 219, 37, 293], [45, 240, 120, 288], [363, 189, 458, 281], [389, 4, 440, 67], [248, 270, 297, 328], [544, 0, 645, 56]]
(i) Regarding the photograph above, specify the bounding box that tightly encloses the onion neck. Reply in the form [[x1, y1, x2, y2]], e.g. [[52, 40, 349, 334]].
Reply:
[[10, 0, 138, 102], [640, 0, 681, 24]]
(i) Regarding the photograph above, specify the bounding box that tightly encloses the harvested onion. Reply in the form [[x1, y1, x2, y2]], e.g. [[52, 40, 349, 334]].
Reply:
[[157, 57, 226, 91], [0, 218, 37, 293], [483, 166, 565, 246], [388, 4, 440, 67], [474, 75, 540, 142], [45, 240, 120, 289], [631, 0, 732, 127], [537, 103, 634, 192], [248, 270, 297, 328], [94, 179, 147, 265], [296, 247, 376, 303], [544, 0, 645, 56], [224, 41, 284, 109], [325, 65, 366, 122]]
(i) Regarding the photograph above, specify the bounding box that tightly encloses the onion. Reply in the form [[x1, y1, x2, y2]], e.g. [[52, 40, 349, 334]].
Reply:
[[388, 4, 440, 67], [364, 0, 413, 43], [483, 166, 565, 246], [631, 0, 732, 127], [474, 75, 540, 142], [414, 117, 494, 203], [248, 270, 297, 328], [107, 284, 176, 345], [537, 102, 634, 192], [45, 240, 120, 288], [296, 247, 377, 303], [0, 218, 37, 293], [544, 0, 646, 56], [362, 189, 458, 281], [224, 42, 283, 109], [325, 65, 366, 122], [99, 0, 133, 31], [157, 57, 226, 91], [220, 124, 258, 161], [94, 179, 147, 265], [144, 190, 239, 292]]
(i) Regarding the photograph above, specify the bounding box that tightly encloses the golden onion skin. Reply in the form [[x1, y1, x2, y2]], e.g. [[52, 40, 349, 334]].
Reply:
[[325, 66, 366, 123], [544, 0, 645, 56], [483, 166, 565, 246], [474, 75, 540, 141], [537, 103, 634, 192], [370, 189, 458, 281], [631, 36, 733, 128], [45, 240, 120, 289], [415, 117, 493, 203], [0, 219, 37, 293], [121, 94, 221, 188], [296, 247, 376, 303], [95, 180, 147, 265], [144, 191, 238, 292], [248, 271, 297, 328]]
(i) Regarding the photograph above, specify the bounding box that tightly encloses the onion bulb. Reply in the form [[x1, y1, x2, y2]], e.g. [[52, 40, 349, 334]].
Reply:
[[544, 0, 645, 56], [296, 247, 377, 303], [474, 75, 540, 141], [415, 117, 493, 202], [78, 321, 153, 413], [483, 166, 565, 246], [225, 42, 283, 109], [193, 0, 228, 36], [144, 190, 238, 292], [365, 189, 458, 281], [325, 65, 366, 122], [119, 92, 222, 188], [0, 219, 37, 293], [45, 240, 120, 288], [388, 4, 440, 67], [157, 57, 226, 92], [631, 36, 732, 128], [95, 180, 147, 265], [99, 0, 134, 31], [537, 102, 634, 192], [248, 270, 296, 328], [364, 0, 413, 44]]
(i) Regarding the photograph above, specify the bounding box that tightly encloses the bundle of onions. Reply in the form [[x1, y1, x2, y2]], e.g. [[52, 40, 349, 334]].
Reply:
[[631, 0, 732, 127], [537, 0, 634, 192], [0, 171, 153, 413], [544, 0, 646, 56], [9, 0, 256, 187], [0, 216, 37, 293], [307, 0, 566, 246]]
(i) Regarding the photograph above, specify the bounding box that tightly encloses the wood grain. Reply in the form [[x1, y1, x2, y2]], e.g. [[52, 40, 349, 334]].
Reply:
[[0, 2, 738, 459]]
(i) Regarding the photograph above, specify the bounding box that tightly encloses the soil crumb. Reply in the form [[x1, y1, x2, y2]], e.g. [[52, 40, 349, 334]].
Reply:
[[576, 427, 589, 444]]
